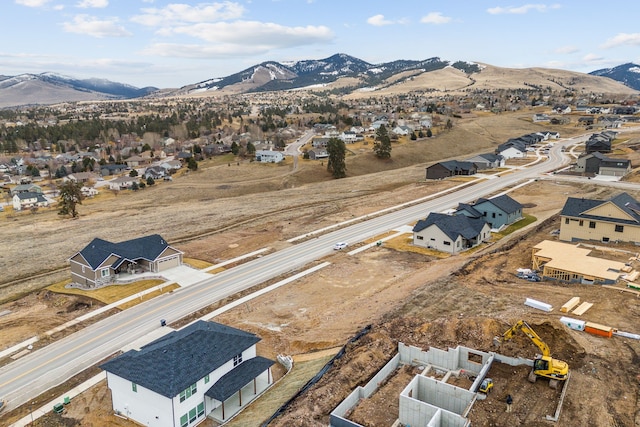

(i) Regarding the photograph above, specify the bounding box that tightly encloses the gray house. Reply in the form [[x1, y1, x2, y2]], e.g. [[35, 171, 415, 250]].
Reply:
[[575, 152, 631, 176], [425, 160, 478, 180], [472, 194, 524, 229], [464, 153, 505, 170]]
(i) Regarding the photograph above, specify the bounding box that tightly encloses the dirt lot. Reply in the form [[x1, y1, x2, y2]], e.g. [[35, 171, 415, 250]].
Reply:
[[2, 114, 640, 426]]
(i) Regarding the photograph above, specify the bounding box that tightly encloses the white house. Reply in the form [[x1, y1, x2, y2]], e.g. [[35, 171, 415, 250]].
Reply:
[[12, 191, 49, 211], [339, 131, 358, 144], [100, 320, 274, 427], [412, 212, 491, 254], [255, 150, 284, 163], [81, 186, 99, 197], [109, 176, 136, 190]]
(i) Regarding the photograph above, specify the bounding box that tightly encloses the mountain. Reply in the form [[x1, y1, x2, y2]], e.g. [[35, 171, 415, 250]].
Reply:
[[589, 63, 640, 91], [0, 73, 158, 109]]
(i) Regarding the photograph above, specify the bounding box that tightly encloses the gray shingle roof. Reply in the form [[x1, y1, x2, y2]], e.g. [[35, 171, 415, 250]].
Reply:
[[560, 192, 640, 225], [77, 234, 173, 270], [412, 212, 488, 240], [475, 194, 523, 215], [100, 321, 262, 398], [437, 160, 477, 172], [205, 356, 274, 401]]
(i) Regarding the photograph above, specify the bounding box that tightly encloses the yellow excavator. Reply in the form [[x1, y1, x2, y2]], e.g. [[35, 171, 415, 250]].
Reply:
[[494, 320, 569, 388]]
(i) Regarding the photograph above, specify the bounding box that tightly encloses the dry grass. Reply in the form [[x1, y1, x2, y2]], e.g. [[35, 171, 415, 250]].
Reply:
[[46, 279, 168, 305], [117, 283, 181, 310], [183, 257, 214, 269]]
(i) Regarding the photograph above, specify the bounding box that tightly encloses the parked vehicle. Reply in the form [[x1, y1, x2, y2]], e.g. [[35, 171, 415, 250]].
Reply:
[[333, 242, 348, 250], [479, 378, 494, 393]]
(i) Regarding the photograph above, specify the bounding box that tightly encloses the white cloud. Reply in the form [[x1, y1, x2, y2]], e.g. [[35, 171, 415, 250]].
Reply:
[[420, 12, 451, 24], [131, 2, 246, 27], [582, 53, 605, 63], [15, 0, 51, 6], [601, 33, 640, 49], [487, 4, 560, 14], [142, 21, 333, 58], [554, 45, 579, 54], [62, 15, 132, 38], [76, 0, 108, 8], [367, 14, 393, 26]]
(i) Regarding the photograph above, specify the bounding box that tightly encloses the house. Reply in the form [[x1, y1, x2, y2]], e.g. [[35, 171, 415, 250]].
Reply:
[[339, 131, 358, 144], [109, 176, 137, 190], [161, 160, 182, 172], [100, 164, 129, 176], [69, 234, 183, 288], [472, 194, 523, 229], [574, 152, 631, 177], [100, 320, 274, 427], [65, 172, 100, 184], [559, 193, 640, 244], [125, 155, 149, 168], [311, 137, 331, 148], [496, 141, 527, 159], [585, 132, 616, 154], [144, 166, 167, 180], [307, 149, 329, 160], [425, 160, 478, 180], [12, 191, 49, 211], [532, 113, 550, 122], [464, 153, 504, 170], [412, 212, 491, 254], [392, 126, 412, 136], [10, 183, 42, 196], [81, 186, 99, 197], [255, 150, 284, 163]]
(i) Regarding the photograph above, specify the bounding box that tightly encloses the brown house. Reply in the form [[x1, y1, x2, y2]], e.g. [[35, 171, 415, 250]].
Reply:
[[69, 234, 183, 288]]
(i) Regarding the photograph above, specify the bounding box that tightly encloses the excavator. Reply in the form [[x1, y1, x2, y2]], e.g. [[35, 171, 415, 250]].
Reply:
[[494, 320, 569, 388]]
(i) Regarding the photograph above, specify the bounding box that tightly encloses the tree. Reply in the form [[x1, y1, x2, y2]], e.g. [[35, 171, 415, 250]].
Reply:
[[326, 137, 347, 179], [187, 156, 198, 171], [146, 176, 155, 186], [426, 128, 433, 138], [129, 169, 138, 177], [58, 180, 84, 218], [373, 124, 392, 159]]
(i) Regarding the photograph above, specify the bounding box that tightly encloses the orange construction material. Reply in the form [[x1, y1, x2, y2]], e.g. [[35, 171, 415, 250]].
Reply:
[[584, 322, 613, 338]]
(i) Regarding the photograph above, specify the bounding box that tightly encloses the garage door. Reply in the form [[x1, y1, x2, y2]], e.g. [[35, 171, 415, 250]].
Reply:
[[158, 256, 181, 271]]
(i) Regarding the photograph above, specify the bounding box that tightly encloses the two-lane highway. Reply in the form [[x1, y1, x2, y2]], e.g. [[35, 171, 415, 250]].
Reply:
[[0, 137, 578, 412]]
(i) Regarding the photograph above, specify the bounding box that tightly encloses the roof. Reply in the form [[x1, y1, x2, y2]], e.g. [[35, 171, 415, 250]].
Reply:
[[77, 234, 177, 270], [560, 193, 640, 225], [14, 191, 47, 202], [412, 212, 488, 240], [455, 203, 482, 218], [205, 356, 274, 401], [474, 194, 523, 215], [533, 240, 625, 281], [100, 321, 262, 398], [432, 160, 477, 172]]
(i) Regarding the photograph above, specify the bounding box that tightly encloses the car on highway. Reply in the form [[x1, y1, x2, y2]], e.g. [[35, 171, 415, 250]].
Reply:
[[333, 242, 348, 250]]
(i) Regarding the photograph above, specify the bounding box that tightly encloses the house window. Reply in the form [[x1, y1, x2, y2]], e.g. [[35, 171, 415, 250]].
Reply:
[[579, 220, 583, 227], [564, 218, 569, 224], [443, 241, 451, 246], [416, 236, 424, 240], [197, 402, 205, 417], [615, 225, 624, 233], [180, 414, 188, 427], [603, 237, 610, 243], [589, 221, 596, 229], [131, 382, 137, 392], [233, 353, 243, 366], [101, 269, 110, 278], [81, 265, 85, 273], [204, 374, 210, 384], [189, 408, 197, 423], [492, 212, 496, 218], [179, 383, 197, 402]]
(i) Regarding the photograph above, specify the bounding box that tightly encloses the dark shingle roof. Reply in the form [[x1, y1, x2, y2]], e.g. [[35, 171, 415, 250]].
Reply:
[[560, 193, 640, 225], [455, 203, 482, 218], [205, 356, 274, 401], [78, 234, 172, 270], [475, 194, 523, 215], [412, 212, 488, 240], [437, 160, 477, 172], [100, 321, 262, 398]]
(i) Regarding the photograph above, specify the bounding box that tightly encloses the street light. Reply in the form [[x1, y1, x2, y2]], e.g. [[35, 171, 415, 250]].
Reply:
[[30, 401, 35, 425]]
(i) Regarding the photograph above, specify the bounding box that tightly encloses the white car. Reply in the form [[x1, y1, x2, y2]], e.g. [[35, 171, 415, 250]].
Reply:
[[333, 242, 348, 250]]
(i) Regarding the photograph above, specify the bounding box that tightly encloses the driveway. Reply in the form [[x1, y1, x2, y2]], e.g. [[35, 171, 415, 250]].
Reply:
[[157, 264, 212, 287]]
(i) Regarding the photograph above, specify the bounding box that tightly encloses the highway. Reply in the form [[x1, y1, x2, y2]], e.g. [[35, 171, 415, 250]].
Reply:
[[0, 134, 585, 411]]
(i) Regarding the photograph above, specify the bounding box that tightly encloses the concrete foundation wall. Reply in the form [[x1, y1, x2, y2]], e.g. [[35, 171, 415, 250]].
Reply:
[[399, 376, 471, 427], [493, 353, 534, 367]]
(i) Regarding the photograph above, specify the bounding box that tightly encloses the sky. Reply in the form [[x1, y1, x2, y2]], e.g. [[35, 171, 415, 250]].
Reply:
[[2, 0, 639, 89]]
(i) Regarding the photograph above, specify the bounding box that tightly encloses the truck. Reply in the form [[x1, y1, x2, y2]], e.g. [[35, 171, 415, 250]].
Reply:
[[494, 320, 569, 388]]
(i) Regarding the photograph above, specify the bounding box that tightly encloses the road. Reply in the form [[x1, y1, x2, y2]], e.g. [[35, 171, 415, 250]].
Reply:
[[0, 133, 597, 412]]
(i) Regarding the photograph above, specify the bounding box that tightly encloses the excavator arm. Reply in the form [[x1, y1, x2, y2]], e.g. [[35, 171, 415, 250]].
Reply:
[[496, 320, 551, 357]]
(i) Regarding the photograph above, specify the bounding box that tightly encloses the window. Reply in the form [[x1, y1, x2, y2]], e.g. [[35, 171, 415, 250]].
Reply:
[[589, 221, 596, 229], [233, 353, 243, 366], [101, 269, 110, 278], [180, 414, 188, 427], [564, 218, 569, 224], [579, 220, 583, 226], [131, 382, 137, 393], [615, 225, 624, 233], [492, 212, 496, 218], [443, 241, 451, 246], [416, 235, 424, 240], [204, 374, 210, 384], [189, 408, 197, 423], [179, 383, 197, 402], [603, 237, 610, 243], [197, 402, 205, 417]]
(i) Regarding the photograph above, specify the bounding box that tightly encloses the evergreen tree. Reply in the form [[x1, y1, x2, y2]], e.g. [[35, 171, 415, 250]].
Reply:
[[326, 137, 347, 179], [58, 180, 84, 218], [373, 124, 392, 159], [187, 156, 198, 171]]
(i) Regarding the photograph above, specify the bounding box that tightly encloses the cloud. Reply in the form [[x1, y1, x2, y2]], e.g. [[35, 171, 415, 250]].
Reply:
[[76, 0, 108, 8], [420, 12, 451, 24], [601, 33, 640, 49], [142, 21, 333, 58], [131, 2, 246, 27], [62, 15, 132, 38], [582, 53, 605, 64], [554, 45, 579, 54], [15, 0, 51, 6], [487, 4, 560, 14], [367, 14, 393, 26]]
